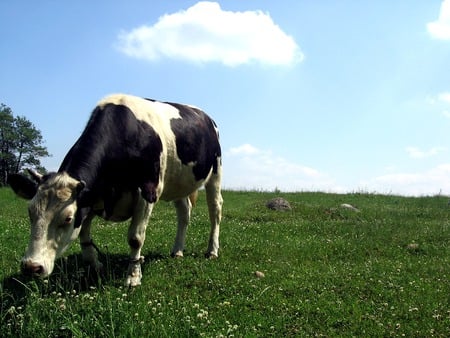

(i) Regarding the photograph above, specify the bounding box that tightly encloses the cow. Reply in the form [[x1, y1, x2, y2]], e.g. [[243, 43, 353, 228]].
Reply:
[[8, 93, 223, 287]]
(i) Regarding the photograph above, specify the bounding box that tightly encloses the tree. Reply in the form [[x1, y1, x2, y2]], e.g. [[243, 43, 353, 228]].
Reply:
[[0, 103, 51, 186]]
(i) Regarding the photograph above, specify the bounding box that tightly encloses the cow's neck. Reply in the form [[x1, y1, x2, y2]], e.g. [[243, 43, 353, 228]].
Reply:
[[58, 107, 114, 189], [58, 140, 106, 190]]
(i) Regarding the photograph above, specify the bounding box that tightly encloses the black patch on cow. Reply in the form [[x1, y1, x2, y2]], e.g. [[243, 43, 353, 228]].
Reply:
[[163, 101, 221, 181], [59, 103, 163, 206]]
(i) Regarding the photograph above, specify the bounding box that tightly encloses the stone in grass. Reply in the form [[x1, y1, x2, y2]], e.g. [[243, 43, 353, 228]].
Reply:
[[340, 203, 360, 212], [266, 197, 292, 211], [407, 243, 420, 252], [254, 271, 265, 278]]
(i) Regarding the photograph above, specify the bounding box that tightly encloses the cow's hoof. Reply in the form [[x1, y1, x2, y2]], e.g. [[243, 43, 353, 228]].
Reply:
[[205, 252, 218, 259], [171, 251, 184, 258], [125, 275, 142, 287], [125, 257, 143, 287]]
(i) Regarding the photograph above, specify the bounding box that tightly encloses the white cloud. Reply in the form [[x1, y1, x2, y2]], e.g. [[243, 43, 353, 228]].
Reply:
[[224, 144, 343, 192], [405, 146, 446, 159], [429, 92, 450, 118], [116, 1, 303, 66], [427, 0, 450, 40], [228, 143, 260, 156], [438, 92, 450, 103], [363, 164, 450, 196]]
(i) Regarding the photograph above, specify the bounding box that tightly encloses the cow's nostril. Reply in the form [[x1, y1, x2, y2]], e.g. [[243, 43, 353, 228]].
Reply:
[[22, 261, 44, 276], [32, 263, 44, 275]]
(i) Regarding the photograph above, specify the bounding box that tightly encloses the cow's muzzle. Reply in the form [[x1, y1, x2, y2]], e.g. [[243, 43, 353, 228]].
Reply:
[[21, 260, 46, 277]]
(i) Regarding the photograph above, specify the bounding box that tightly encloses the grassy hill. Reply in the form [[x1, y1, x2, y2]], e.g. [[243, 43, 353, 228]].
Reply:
[[1, 188, 449, 337]]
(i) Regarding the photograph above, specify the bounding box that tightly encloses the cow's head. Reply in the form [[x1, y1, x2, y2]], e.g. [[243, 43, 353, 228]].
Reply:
[[8, 170, 86, 277]]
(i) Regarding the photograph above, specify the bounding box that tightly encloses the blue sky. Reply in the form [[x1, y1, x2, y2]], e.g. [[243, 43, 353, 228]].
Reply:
[[2, 1, 450, 195]]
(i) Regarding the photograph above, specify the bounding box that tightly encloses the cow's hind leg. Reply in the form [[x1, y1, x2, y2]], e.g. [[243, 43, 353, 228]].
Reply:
[[205, 170, 223, 258], [125, 197, 153, 287], [171, 197, 192, 257]]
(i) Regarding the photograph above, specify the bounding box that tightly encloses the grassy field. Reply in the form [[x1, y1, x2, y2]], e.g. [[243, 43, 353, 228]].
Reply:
[[0, 187, 449, 337]]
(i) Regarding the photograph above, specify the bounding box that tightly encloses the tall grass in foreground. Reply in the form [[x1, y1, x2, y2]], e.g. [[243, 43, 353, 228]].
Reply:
[[1, 188, 449, 337]]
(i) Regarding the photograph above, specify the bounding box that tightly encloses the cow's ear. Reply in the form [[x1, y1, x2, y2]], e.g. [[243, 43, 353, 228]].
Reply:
[[7, 173, 38, 200]]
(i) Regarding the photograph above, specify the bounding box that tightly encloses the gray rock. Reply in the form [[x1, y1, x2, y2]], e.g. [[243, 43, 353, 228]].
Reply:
[[266, 197, 292, 211]]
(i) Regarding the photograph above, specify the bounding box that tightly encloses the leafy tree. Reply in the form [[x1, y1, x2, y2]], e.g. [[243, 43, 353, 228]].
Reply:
[[0, 103, 50, 186]]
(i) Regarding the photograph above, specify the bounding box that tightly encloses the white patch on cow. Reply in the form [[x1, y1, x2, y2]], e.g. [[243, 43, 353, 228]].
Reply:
[[98, 94, 181, 120]]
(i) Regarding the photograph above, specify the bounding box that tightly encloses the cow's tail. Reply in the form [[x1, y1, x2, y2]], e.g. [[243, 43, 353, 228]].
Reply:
[[189, 190, 198, 208]]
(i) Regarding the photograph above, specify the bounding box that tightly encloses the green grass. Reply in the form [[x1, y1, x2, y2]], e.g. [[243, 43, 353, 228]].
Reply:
[[1, 188, 449, 337]]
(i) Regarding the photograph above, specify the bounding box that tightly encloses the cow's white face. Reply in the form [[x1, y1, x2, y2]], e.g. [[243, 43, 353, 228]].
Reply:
[[21, 173, 83, 277]]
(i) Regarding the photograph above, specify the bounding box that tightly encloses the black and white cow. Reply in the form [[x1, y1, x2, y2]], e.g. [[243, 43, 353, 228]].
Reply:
[[8, 94, 223, 287]]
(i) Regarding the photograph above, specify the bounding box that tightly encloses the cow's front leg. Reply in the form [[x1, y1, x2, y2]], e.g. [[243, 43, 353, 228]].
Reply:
[[125, 197, 153, 287], [79, 211, 104, 273], [171, 197, 192, 257]]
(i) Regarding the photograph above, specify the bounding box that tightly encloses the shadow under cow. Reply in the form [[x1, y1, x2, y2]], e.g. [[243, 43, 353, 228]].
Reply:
[[1, 250, 168, 300]]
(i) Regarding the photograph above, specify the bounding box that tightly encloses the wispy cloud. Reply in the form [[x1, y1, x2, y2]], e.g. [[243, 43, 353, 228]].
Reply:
[[224, 144, 343, 192], [225, 144, 450, 196], [427, 0, 450, 40], [438, 92, 450, 103], [228, 144, 260, 156], [428, 92, 450, 118], [405, 146, 446, 159], [364, 164, 450, 196], [116, 1, 303, 67], [438, 93, 450, 118]]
